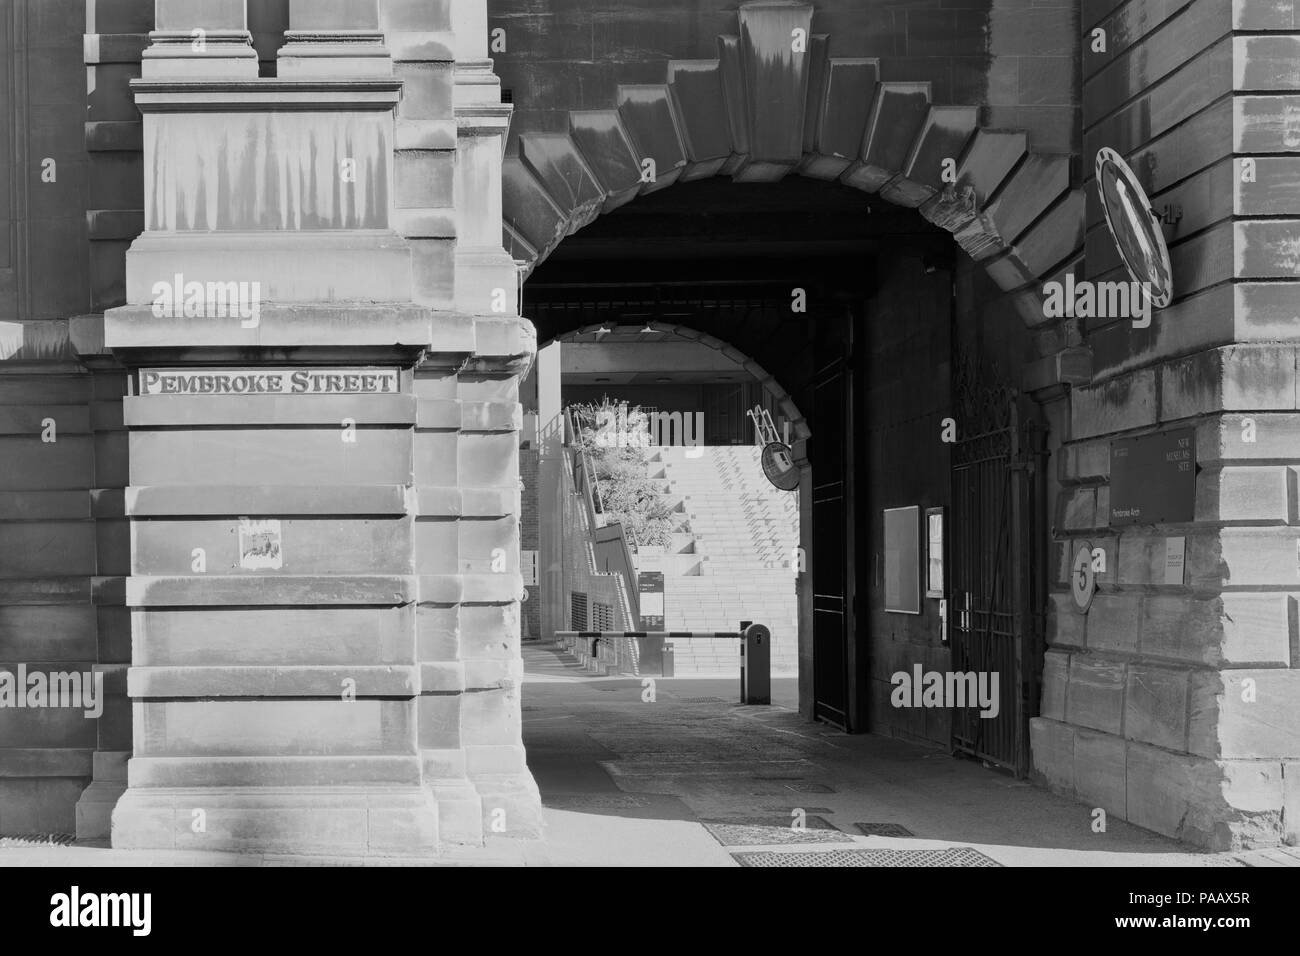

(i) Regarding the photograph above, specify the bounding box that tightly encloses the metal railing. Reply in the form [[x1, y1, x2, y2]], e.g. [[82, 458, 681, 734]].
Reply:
[[564, 406, 641, 628]]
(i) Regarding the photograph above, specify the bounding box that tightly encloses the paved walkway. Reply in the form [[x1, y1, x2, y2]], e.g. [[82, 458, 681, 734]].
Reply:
[[1, 642, 1294, 867]]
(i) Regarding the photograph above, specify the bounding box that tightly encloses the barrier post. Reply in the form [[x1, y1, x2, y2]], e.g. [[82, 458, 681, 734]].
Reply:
[[740, 623, 771, 705]]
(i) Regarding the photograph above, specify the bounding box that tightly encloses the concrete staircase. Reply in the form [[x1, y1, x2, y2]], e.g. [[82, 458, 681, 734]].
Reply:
[[641, 446, 799, 675]]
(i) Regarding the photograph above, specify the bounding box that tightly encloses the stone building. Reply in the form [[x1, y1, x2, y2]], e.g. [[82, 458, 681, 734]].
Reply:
[[0, 0, 1296, 854]]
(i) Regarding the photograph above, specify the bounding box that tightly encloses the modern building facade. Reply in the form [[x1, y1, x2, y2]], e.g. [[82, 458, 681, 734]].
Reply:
[[0, 0, 1297, 854]]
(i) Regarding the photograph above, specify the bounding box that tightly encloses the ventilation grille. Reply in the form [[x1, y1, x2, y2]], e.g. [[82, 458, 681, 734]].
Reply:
[[592, 601, 614, 631], [570, 592, 588, 631]]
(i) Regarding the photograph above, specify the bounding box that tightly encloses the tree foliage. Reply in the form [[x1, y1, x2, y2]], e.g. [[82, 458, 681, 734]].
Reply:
[[571, 401, 683, 549]]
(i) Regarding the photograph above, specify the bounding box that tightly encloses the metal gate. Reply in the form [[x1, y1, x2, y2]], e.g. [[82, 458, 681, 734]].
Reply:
[[810, 314, 855, 730], [949, 359, 1045, 776]]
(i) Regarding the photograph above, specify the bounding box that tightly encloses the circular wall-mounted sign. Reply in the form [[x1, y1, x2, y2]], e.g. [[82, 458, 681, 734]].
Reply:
[[760, 441, 800, 492], [1071, 541, 1096, 614], [1095, 147, 1173, 309]]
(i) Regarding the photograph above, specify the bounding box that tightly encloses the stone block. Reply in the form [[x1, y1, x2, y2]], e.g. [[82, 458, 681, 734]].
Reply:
[[1057, 486, 1097, 531], [1029, 717, 1075, 792], [1047, 592, 1085, 648], [1161, 345, 1298, 421], [1126, 742, 1283, 850], [135, 606, 412, 667], [396, 149, 455, 209], [1195, 465, 1289, 522], [1201, 529, 1300, 589], [1139, 593, 1223, 665], [473, 770, 544, 838], [1086, 592, 1140, 654], [1124, 664, 1189, 750], [1040, 650, 1069, 721], [1140, 592, 1291, 667], [1222, 593, 1292, 665], [1189, 670, 1300, 759], [459, 685, 519, 747], [1065, 656, 1125, 735], [1074, 729, 1126, 816], [135, 699, 413, 756], [418, 692, 462, 750], [0, 778, 87, 835], [1060, 440, 1110, 481], [129, 428, 413, 487], [1070, 370, 1157, 440]]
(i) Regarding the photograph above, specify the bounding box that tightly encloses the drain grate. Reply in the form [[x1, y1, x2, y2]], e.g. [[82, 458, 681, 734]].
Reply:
[[0, 833, 75, 848], [733, 847, 1002, 867], [704, 817, 845, 847], [853, 822, 915, 838]]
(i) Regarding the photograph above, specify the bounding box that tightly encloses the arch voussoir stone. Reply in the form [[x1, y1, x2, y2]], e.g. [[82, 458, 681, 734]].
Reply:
[[616, 85, 688, 193], [799, 57, 878, 181], [503, 0, 1089, 386], [842, 80, 931, 192], [666, 60, 732, 180]]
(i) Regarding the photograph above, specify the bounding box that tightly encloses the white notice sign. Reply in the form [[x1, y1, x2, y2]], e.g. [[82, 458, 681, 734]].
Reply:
[[239, 518, 283, 570], [1164, 536, 1186, 586]]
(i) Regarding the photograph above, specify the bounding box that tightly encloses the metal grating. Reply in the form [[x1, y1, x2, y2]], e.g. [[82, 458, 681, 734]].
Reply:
[[0, 833, 75, 847], [705, 817, 844, 847], [570, 591, 588, 631], [592, 601, 614, 631], [733, 847, 1002, 867], [853, 822, 915, 838]]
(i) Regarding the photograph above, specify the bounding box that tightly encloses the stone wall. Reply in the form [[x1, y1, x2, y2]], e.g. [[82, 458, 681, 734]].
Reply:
[[1030, 0, 1300, 850], [5, 0, 543, 855], [0, 0, 137, 838]]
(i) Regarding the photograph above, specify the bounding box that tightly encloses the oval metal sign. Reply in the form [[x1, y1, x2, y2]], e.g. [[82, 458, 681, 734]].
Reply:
[[761, 441, 800, 492], [1094, 147, 1173, 309]]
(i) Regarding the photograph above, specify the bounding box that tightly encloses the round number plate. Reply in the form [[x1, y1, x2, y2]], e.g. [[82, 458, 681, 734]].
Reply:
[[1071, 541, 1096, 614]]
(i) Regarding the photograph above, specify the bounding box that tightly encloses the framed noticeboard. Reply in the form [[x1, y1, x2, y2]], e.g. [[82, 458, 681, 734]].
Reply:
[[1110, 428, 1195, 526], [883, 506, 921, 615], [925, 507, 944, 599]]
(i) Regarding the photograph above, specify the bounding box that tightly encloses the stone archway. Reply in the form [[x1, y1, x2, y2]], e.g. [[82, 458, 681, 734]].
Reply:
[[501, 0, 1090, 392], [535, 319, 816, 701], [549, 321, 811, 451]]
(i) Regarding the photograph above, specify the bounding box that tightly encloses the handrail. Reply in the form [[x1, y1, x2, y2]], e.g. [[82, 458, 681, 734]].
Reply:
[[563, 405, 640, 627]]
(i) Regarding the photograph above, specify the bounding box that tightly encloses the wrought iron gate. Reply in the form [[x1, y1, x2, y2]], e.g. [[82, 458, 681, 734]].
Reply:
[[949, 360, 1045, 776]]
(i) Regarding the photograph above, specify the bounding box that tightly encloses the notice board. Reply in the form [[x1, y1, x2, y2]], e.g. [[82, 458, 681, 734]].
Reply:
[[883, 506, 921, 615], [638, 571, 665, 630], [1110, 428, 1196, 526]]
